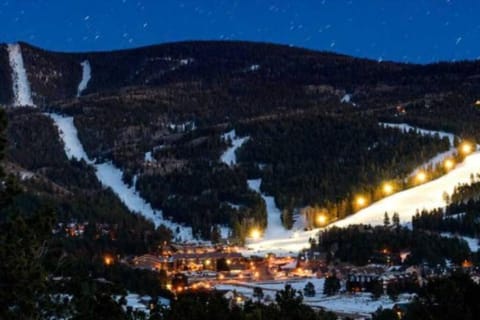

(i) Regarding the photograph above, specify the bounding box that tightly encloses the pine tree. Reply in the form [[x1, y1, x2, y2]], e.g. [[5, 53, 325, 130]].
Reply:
[[323, 275, 340, 296], [392, 212, 400, 228], [384, 212, 391, 227], [303, 281, 316, 297]]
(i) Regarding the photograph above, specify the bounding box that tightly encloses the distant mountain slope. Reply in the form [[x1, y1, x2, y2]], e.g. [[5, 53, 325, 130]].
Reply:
[[2, 40, 480, 241]]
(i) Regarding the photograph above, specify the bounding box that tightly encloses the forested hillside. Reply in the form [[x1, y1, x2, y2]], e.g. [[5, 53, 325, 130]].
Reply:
[[2, 40, 480, 240]]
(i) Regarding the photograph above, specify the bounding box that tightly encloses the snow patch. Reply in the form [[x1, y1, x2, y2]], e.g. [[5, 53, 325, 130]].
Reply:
[[380, 122, 455, 147], [144, 151, 154, 162], [248, 64, 260, 71], [340, 93, 351, 103], [7, 43, 35, 107], [441, 232, 479, 252], [168, 121, 196, 132], [220, 130, 249, 166], [47, 113, 195, 241], [77, 60, 91, 97]]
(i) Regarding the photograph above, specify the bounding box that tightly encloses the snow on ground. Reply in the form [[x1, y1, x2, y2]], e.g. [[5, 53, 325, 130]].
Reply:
[[47, 113, 196, 241], [248, 64, 260, 71], [220, 225, 231, 239], [47, 114, 93, 162], [116, 293, 170, 315], [215, 278, 412, 315], [380, 122, 455, 147], [441, 232, 480, 252], [144, 151, 154, 162], [247, 179, 287, 240], [340, 93, 352, 103], [244, 125, 480, 256], [77, 60, 91, 97], [168, 121, 196, 132], [7, 43, 35, 107], [220, 130, 250, 166], [444, 212, 466, 220]]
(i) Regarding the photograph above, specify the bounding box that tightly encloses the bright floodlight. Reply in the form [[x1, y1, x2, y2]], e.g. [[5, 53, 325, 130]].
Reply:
[[444, 159, 455, 170], [416, 171, 427, 183], [383, 183, 394, 195], [356, 196, 367, 207], [316, 214, 327, 225], [250, 228, 261, 240], [461, 142, 473, 155]]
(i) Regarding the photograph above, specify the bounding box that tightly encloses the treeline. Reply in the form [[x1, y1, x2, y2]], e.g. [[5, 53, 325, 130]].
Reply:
[[313, 225, 472, 266]]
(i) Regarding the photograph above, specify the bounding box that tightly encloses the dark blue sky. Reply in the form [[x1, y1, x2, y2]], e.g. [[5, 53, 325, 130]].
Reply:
[[1, 0, 479, 63]]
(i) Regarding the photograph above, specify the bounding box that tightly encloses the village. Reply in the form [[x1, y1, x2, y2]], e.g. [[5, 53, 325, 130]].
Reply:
[[119, 241, 479, 319]]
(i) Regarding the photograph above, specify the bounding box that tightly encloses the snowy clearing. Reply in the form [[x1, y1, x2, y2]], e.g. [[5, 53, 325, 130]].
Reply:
[[7, 43, 35, 107], [245, 125, 480, 255], [220, 130, 250, 166], [77, 60, 91, 97], [47, 113, 195, 241]]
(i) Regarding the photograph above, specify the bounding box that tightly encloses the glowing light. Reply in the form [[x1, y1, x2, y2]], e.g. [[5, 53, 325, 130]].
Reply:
[[444, 159, 455, 170], [218, 274, 225, 280], [461, 142, 473, 155], [356, 196, 367, 207], [204, 259, 211, 266], [104, 255, 113, 266], [250, 228, 261, 240], [226, 259, 232, 265], [316, 214, 327, 225], [382, 183, 394, 195], [416, 171, 427, 183]]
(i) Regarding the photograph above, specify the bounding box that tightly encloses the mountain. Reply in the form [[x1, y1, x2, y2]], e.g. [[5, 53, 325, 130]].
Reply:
[[2, 40, 480, 241]]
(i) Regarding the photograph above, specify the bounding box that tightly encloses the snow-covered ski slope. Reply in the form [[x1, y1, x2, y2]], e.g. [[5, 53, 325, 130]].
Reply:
[[247, 179, 285, 239], [47, 113, 195, 241], [220, 130, 249, 166], [7, 43, 35, 107], [245, 125, 479, 255], [77, 60, 91, 97]]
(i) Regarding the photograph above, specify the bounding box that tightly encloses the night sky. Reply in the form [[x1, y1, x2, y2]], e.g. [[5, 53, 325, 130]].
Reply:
[[1, 0, 479, 64]]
